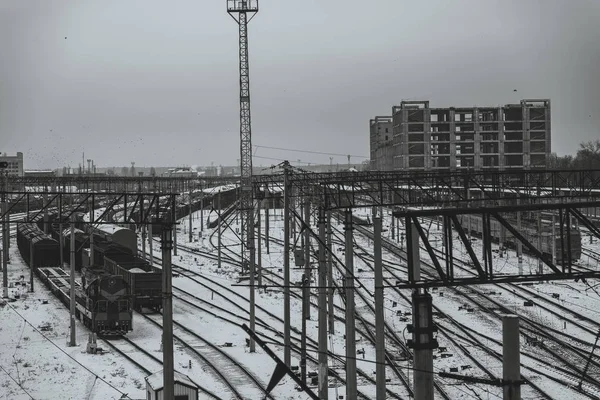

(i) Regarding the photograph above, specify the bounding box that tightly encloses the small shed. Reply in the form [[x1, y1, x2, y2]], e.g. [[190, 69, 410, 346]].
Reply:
[[145, 370, 198, 400]]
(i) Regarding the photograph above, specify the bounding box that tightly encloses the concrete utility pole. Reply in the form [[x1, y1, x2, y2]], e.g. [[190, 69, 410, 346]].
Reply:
[[141, 224, 147, 261], [43, 188, 48, 234], [189, 188, 193, 243], [283, 166, 291, 366], [265, 195, 270, 254], [69, 215, 77, 347], [344, 210, 357, 400], [301, 271, 308, 384], [29, 242, 34, 292], [516, 195, 523, 273], [2, 201, 7, 298], [161, 221, 175, 400], [318, 208, 328, 400], [304, 200, 311, 320], [148, 223, 154, 266], [217, 191, 222, 269], [408, 221, 435, 400], [374, 217, 386, 399], [327, 210, 334, 334], [89, 201, 94, 267], [552, 213, 557, 265], [173, 219, 178, 256], [59, 198, 64, 270], [257, 202, 262, 286], [537, 208, 543, 274], [503, 315, 521, 400], [249, 209, 257, 353], [200, 191, 204, 232]]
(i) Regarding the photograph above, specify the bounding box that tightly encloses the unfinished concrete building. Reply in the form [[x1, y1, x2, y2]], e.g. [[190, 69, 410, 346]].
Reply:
[[369, 116, 394, 170], [370, 99, 551, 171]]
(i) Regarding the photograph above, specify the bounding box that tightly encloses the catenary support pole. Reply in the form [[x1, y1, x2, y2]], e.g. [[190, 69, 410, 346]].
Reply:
[[503, 315, 521, 400], [162, 221, 175, 400], [304, 199, 311, 320], [537, 208, 543, 274], [141, 224, 147, 261], [29, 242, 34, 292], [200, 192, 204, 232], [69, 214, 77, 346], [173, 217, 178, 256], [217, 191, 222, 269], [2, 201, 7, 297], [344, 210, 357, 400], [43, 188, 48, 234], [327, 210, 334, 334], [89, 200, 94, 267], [301, 272, 308, 384], [283, 167, 291, 366], [409, 220, 435, 400], [552, 212, 556, 265], [148, 223, 154, 266], [265, 194, 270, 254], [257, 201, 262, 287], [516, 195, 523, 273], [59, 203, 64, 270], [249, 204, 256, 353], [318, 207, 329, 399], [189, 188, 193, 243], [374, 217, 386, 399]]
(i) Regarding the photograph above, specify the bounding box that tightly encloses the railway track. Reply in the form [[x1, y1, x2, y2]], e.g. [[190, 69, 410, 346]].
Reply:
[[142, 312, 273, 400], [174, 205, 600, 397], [148, 245, 404, 399]]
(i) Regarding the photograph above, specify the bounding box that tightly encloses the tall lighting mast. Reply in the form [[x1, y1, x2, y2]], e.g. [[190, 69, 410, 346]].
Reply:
[[227, 0, 258, 352]]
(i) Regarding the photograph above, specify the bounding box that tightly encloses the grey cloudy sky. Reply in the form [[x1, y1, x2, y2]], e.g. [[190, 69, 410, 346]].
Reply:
[[0, 0, 599, 170]]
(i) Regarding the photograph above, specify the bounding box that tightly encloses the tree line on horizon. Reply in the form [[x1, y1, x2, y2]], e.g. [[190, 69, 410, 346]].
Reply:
[[549, 140, 600, 170]]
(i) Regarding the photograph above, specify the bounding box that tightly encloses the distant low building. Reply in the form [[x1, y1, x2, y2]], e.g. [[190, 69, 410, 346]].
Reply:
[[162, 167, 198, 178], [0, 152, 23, 177], [24, 170, 56, 178]]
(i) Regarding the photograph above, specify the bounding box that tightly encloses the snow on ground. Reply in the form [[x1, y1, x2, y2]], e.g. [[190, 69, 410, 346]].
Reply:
[[0, 244, 145, 400]]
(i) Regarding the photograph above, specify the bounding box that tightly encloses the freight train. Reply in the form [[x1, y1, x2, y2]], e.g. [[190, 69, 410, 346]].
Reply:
[[16, 222, 133, 335]]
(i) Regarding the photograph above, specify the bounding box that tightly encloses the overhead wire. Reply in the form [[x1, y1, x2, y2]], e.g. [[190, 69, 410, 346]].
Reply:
[[254, 144, 368, 159]]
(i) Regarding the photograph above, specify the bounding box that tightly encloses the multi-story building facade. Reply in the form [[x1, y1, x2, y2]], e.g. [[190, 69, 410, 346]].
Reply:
[[369, 116, 393, 170], [0, 152, 24, 176], [370, 99, 551, 171]]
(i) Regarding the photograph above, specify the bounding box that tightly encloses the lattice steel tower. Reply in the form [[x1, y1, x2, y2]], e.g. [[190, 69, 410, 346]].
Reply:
[[227, 0, 258, 351]]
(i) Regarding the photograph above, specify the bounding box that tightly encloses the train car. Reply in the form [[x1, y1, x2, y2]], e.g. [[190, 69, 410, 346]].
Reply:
[[91, 224, 137, 254], [17, 223, 132, 336], [456, 214, 582, 263], [16, 223, 61, 268], [81, 267, 133, 334], [103, 252, 162, 312], [38, 267, 133, 335]]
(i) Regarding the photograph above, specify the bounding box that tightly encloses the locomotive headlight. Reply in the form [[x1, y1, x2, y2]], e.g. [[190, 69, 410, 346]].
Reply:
[[115, 322, 119, 326]]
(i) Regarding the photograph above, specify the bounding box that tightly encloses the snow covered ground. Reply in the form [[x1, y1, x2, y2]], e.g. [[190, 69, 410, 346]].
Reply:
[[3, 204, 600, 399]]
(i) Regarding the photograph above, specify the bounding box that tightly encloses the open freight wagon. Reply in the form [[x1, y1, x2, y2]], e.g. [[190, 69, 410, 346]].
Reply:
[[103, 253, 162, 312]]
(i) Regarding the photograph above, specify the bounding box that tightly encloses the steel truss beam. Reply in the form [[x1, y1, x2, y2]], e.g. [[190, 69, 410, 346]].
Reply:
[[392, 200, 600, 289], [253, 169, 600, 210], [0, 191, 177, 225]]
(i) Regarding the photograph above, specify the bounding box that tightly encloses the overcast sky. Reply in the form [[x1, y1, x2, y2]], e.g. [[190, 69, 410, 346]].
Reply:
[[0, 0, 598, 170]]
